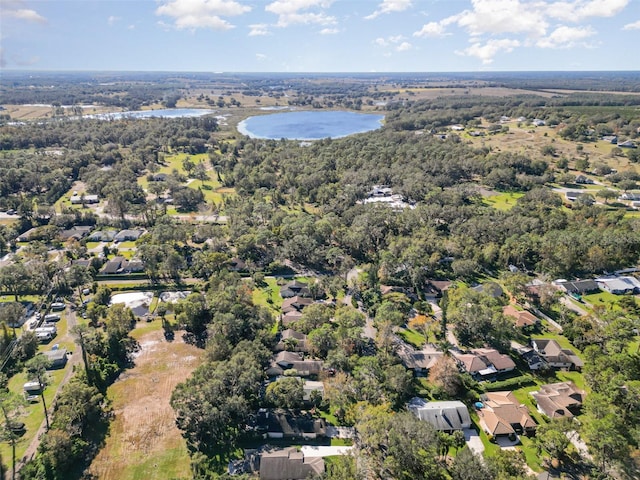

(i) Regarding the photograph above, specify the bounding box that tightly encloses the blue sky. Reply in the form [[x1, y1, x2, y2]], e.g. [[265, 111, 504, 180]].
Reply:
[[1, 0, 639, 72]]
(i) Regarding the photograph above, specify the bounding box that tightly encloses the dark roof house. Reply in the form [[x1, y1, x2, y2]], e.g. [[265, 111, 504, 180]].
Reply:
[[282, 296, 313, 313], [275, 329, 308, 353], [265, 352, 323, 377], [256, 410, 327, 439], [280, 280, 311, 299], [408, 398, 472, 432], [558, 279, 600, 295], [397, 345, 443, 375], [59, 225, 93, 241], [259, 447, 324, 480]]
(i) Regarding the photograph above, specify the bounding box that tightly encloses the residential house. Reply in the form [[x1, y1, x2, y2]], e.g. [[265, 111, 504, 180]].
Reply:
[[601, 135, 618, 144], [275, 329, 308, 353], [70, 194, 99, 205], [59, 225, 93, 241], [259, 447, 324, 480], [280, 280, 311, 298], [565, 191, 586, 202], [595, 276, 640, 295], [71, 259, 92, 269], [407, 398, 472, 432], [282, 296, 314, 314], [265, 351, 323, 377], [87, 230, 117, 242], [531, 339, 583, 370], [281, 310, 303, 327], [556, 279, 600, 296], [478, 391, 537, 437], [99, 256, 144, 275], [302, 380, 324, 402], [369, 185, 393, 197], [518, 347, 546, 370], [453, 348, 515, 381], [618, 140, 637, 148], [228, 258, 247, 272], [531, 381, 585, 419], [16, 227, 44, 242], [42, 349, 67, 369], [532, 119, 546, 126], [113, 229, 145, 243], [502, 305, 540, 329], [575, 175, 594, 184], [397, 345, 443, 376], [422, 279, 452, 300], [256, 409, 326, 439], [619, 192, 640, 201]]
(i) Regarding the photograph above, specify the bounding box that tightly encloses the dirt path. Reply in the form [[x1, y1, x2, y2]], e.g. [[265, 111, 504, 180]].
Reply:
[[87, 324, 204, 480]]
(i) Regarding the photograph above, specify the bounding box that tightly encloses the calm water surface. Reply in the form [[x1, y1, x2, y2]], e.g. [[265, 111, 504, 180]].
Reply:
[[238, 110, 385, 140]]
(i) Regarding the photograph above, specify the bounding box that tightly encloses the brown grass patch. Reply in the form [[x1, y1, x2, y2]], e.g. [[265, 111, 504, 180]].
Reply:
[[87, 324, 204, 480]]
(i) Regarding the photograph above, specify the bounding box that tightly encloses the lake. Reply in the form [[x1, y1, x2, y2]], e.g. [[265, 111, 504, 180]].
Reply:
[[87, 108, 215, 120], [237, 110, 385, 140]]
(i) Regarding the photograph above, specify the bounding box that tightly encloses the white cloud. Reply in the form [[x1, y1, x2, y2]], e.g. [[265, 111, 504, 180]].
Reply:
[[414, 0, 631, 64], [107, 16, 120, 26], [2, 0, 47, 24], [537, 25, 595, 48], [365, 0, 412, 20], [265, 0, 336, 27], [413, 21, 448, 38], [319, 27, 339, 34], [623, 19, 640, 30], [256, 53, 267, 60], [156, 0, 251, 31], [249, 23, 270, 36], [453, 0, 548, 37], [456, 38, 520, 64], [375, 35, 411, 52]]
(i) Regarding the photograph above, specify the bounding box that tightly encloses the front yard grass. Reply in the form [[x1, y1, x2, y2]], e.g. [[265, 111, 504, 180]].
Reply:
[[581, 291, 623, 311], [396, 327, 426, 348], [252, 277, 282, 314]]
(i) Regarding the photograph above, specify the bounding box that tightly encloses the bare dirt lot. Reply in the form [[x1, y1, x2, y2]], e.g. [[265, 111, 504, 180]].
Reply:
[[88, 324, 204, 480]]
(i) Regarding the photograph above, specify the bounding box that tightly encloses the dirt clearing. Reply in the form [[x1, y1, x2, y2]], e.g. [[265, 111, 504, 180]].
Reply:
[[88, 324, 204, 480]]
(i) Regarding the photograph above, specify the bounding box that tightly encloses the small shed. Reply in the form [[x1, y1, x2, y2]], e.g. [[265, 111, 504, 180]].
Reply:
[[42, 349, 68, 369]]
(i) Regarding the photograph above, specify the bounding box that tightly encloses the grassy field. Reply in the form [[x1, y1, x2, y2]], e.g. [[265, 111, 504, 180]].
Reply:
[[252, 277, 283, 314], [139, 152, 234, 214], [482, 191, 524, 211], [581, 291, 623, 311], [87, 322, 204, 480], [396, 327, 426, 348]]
